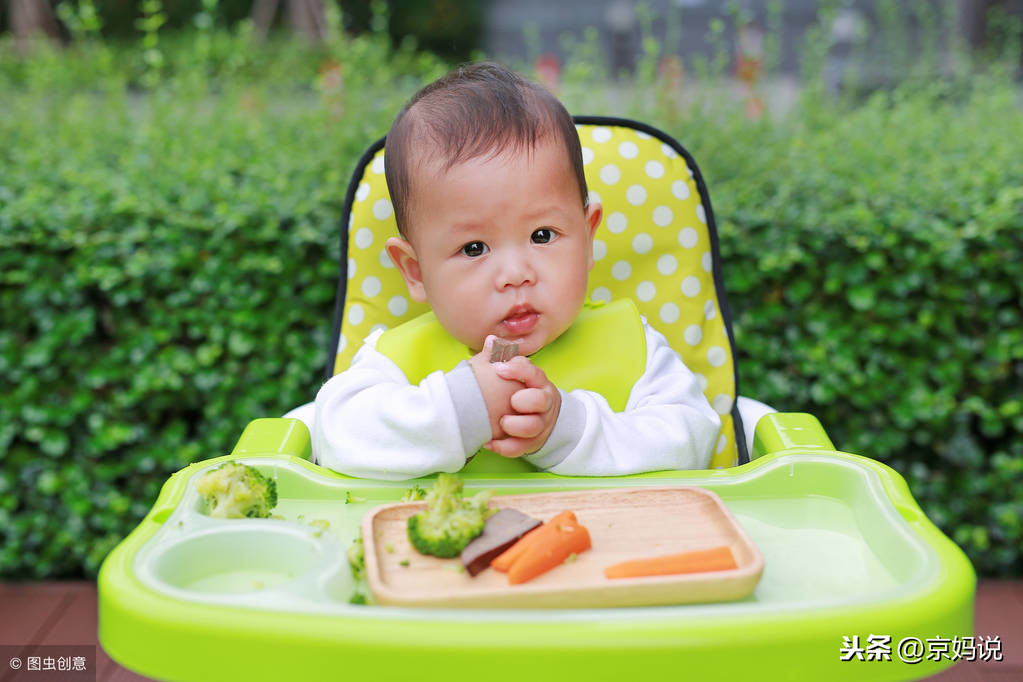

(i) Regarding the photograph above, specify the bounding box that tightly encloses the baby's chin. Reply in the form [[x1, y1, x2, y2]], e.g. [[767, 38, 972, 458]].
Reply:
[[498, 331, 549, 357], [465, 333, 546, 358]]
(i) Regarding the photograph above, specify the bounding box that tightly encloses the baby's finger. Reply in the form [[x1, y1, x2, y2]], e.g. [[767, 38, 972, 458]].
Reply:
[[499, 413, 545, 439], [510, 387, 551, 414], [494, 356, 547, 388], [485, 437, 530, 458], [481, 334, 498, 355]]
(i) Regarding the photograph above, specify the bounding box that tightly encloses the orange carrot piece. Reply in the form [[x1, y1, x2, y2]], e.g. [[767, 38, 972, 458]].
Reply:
[[508, 521, 592, 585], [491, 510, 577, 572], [490, 525, 542, 572], [603, 546, 737, 579]]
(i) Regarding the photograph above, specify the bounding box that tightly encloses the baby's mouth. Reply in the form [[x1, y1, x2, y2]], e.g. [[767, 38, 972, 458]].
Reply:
[[500, 305, 539, 337]]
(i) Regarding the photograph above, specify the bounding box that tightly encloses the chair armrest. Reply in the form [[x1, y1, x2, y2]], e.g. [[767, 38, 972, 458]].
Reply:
[[230, 418, 312, 459], [737, 396, 777, 455], [282, 401, 316, 434], [751, 412, 835, 459]]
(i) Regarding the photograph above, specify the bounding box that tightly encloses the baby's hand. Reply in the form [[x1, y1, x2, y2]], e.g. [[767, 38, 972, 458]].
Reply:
[[485, 356, 562, 458], [468, 336, 523, 444]]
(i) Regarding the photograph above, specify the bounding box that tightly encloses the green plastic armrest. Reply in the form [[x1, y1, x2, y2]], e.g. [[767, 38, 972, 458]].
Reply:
[[230, 418, 312, 459], [751, 412, 835, 460]]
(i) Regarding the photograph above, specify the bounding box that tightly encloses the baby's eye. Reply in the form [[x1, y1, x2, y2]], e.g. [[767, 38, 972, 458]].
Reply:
[[531, 228, 555, 244], [461, 241, 488, 257]]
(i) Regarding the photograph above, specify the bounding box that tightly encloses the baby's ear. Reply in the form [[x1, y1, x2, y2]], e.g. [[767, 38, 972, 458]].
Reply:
[[585, 201, 603, 235], [385, 237, 428, 303], [584, 202, 603, 269]]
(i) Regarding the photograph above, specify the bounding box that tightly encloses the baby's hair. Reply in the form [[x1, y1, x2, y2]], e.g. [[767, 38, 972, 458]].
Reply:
[[384, 61, 588, 238]]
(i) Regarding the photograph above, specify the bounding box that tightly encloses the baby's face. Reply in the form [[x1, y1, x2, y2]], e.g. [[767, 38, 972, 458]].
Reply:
[[387, 136, 602, 356]]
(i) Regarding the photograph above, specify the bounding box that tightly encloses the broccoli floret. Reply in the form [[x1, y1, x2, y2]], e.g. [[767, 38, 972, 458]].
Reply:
[[195, 461, 278, 519], [406, 474, 494, 558], [347, 535, 365, 581], [401, 485, 427, 501], [347, 533, 372, 604]]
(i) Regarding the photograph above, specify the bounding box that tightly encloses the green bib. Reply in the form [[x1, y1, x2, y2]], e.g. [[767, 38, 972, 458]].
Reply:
[[376, 298, 647, 473]]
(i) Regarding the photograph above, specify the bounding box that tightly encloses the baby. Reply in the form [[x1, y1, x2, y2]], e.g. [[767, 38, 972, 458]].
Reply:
[[312, 62, 721, 480]]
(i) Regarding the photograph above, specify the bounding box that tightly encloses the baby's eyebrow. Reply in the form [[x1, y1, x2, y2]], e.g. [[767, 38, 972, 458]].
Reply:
[[448, 219, 487, 233], [522, 204, 570, 222]]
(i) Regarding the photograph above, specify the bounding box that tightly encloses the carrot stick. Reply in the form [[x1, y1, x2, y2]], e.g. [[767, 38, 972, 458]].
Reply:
[[508, 520, 591, 585], [489, 525, 542, 572], [491, 511, 577, 572], [603, 546, 737, 579]]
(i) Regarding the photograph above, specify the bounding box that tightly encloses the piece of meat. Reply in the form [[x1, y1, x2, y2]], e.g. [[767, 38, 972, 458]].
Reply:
[[488, 339, 519, 363], [460, 508, 542, 577]]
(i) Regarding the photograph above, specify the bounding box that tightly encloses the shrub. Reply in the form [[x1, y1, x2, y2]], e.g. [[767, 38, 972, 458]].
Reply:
[[695, 81, 1023, 576], [0, 26, 447, 579]]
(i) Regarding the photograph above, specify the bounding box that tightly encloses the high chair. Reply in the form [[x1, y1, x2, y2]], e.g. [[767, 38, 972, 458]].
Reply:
[[99, 117, 974, 681]]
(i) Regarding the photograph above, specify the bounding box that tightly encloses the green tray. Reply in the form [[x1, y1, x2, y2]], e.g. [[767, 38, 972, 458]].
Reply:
[[99, 415, 974, 682]]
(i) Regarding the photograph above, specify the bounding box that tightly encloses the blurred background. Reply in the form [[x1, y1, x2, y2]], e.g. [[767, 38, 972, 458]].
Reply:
[[1, 0, 1021, 585]]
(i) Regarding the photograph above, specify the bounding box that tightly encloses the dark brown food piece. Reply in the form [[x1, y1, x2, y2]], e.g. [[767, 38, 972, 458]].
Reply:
[[460, 508, 542, 577], [489, 338, 519, 363]]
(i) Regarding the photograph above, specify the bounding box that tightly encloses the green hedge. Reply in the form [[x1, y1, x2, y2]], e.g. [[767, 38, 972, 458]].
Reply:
[[689, 81, 1023, 576], [0, 30, 449, 578], [1, 25, 1021, 579]]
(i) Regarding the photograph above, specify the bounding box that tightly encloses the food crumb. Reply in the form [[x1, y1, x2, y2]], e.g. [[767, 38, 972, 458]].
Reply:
[[399, 559, 410, 567]]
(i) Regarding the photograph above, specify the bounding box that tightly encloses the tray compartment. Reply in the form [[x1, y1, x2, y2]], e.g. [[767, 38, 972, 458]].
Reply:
[[146, 524, 325, 595], [363, 486, 764, 608]]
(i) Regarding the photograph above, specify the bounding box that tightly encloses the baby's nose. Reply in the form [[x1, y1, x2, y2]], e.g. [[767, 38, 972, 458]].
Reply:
[[496, 250, 536, 288]]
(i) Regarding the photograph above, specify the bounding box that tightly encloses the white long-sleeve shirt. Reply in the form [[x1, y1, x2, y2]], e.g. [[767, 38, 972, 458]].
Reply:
[[312, 318, 721, 480]]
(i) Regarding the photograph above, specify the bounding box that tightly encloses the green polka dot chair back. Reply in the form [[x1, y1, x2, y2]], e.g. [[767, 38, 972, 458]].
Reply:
[[326, 116, 748, 467]]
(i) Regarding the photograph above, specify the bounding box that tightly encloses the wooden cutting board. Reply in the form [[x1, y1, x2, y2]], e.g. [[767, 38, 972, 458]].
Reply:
[[362, 486, 764, 609]]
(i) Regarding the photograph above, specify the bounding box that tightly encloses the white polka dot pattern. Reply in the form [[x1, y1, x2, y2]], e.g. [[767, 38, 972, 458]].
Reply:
[[354, 227, 373, 249], [579, 126, 737, 467], [388, 295, 409, 317], [607, 212, 628, 233], [338, 149, 432, 379], [335, 127, 738, 467], [600, 164, 621, 185], [625, 185, 647, 206], [632, 233, 653, 254]]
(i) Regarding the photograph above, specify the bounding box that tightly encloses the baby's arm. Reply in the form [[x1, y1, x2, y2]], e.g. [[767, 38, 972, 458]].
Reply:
[[312, 332, 500, 480], [520, 321, 722, 476]]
